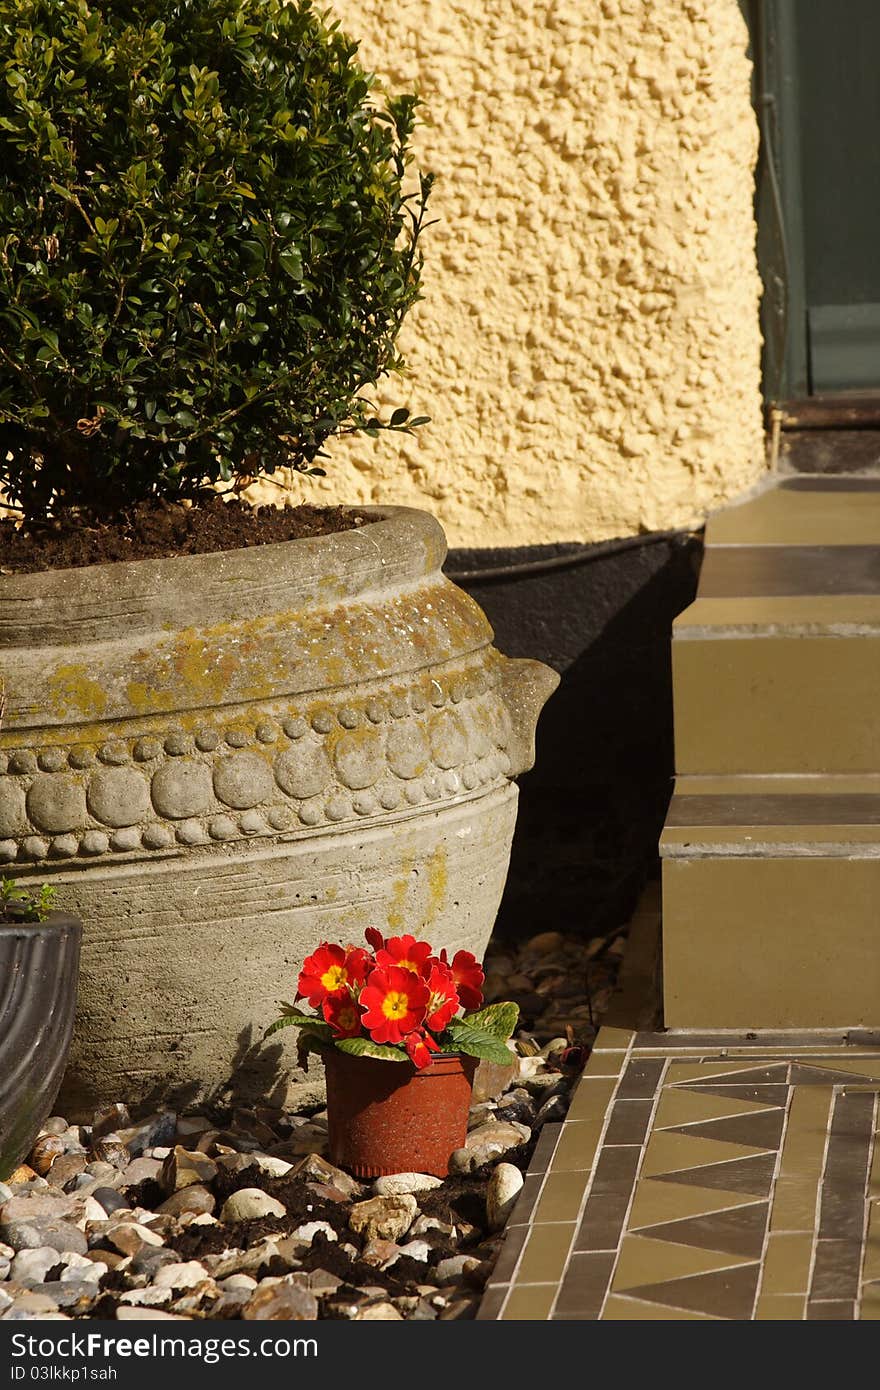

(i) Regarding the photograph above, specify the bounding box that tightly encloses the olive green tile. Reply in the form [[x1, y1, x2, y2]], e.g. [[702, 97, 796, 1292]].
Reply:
[[476, 1285, 508, 1320], [755, 1294, 806, 1321], [702, 482, 880, 547], [628, 1179, 764, 1230], [553, 1252, 615, 1319], [637, 1202, 768, 1260], [642, 1130, 772, 1179], [676, 774, 880, 797], [663, 858, 880, 1029], [810, 1239, 862, 1301], [672, 634, 880, 775], [582, 1051, 627, 1079], [807, 1300, 856, 1320], [602, 1294, 719, 1320], [526, 1122, 563, 1177], [665, 1061, 789, 1086], [564, 1075, 617, 1123], [860, 1284, 880, 1319], [676, 596, 880, 630], [612, 1235, 755, 1293], [514, 1223, 576, 1286], [619, 1260, 761, 1318], [551, 1116, 610, 1173], [655, 1088, 781, 1130], [603, 1099, 654, 1146], [769, 1177, 822, 1233], [500, 1284, 556, 1321], [666, 1109, 785, 1152], [653, 1153, 777, 1196], [860, 1202, 880, 1284], [593, 1027, 636, 1051], [758, 1233, 815, 1294], [531, 1171, 591, 1225], [776, 1086, 834, 1180]]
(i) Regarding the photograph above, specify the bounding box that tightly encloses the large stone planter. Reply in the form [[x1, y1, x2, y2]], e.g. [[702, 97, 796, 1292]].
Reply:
[[0, 507, 557, 1113]]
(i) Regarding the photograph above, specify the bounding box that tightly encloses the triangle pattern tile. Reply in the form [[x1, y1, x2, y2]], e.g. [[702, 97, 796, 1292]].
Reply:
[[636, 1202, 769, 1260], [790, 1063, 880, 1087], [683, 1083, 790, 1109], [602, 1295, 719, 1320], [666, 1063, 790, 1087], [666, 1109, 785, 1151], [612, 1235, 756, 1293], [654, 1088, 780, 1130], [628, 1179, 766, 1231], [652, 1152, 777, 1197], [623, 1262, 761, 1319], [642, 1130, 773, 1179]]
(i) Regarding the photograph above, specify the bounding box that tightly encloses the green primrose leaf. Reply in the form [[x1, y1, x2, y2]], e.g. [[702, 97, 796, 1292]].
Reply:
[[335, 1036, 408, 1062], [445, 1019, 516, 1065]]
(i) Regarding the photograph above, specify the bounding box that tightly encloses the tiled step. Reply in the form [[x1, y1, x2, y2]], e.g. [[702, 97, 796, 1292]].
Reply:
[[672, 476, 880, 774], [661, 777, 880, 1028]]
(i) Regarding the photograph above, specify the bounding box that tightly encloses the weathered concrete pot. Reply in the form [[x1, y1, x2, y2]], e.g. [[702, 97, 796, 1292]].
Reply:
[[0, 507, 557, 1114], [0, 912, 82, 1179]]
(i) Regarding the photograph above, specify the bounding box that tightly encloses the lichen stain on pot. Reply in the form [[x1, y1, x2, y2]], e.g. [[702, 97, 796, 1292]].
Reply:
[[0, 507, 557, 1110]]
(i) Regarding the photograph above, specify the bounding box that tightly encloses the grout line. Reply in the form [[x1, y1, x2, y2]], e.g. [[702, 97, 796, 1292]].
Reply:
[[596, 1051, 670, 1321], [547, 1030, 635, 1320], [806, 1086, 838, 1306], [854, 1090, 876, 1320], [752, 1060, 794, 1317]]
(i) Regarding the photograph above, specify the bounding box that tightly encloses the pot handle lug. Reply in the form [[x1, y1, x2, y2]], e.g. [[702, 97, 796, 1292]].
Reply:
[[498, 657, 559, 777]]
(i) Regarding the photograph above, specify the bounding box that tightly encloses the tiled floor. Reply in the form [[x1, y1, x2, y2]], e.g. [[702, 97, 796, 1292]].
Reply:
[[481, 1028, 880, 1320]]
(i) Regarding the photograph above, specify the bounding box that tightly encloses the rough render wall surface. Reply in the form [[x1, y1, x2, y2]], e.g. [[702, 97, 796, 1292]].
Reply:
[[263, 0, 766, 547]]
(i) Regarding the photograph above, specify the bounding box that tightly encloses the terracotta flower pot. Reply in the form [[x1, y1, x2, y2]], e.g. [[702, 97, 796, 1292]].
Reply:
[[0, 912, 82, 1180], [324, 1046, 478, 1179]]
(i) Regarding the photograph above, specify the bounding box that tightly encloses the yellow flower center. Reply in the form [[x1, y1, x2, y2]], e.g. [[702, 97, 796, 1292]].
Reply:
[[396, 958, 419, 974], [321, 964, 347, 992], [382, 991, 409, 1020]]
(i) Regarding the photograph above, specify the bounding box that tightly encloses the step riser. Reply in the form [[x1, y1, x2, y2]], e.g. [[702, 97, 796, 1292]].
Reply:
[[673, 636, 880, 773], [663, 857, 880, 1029]]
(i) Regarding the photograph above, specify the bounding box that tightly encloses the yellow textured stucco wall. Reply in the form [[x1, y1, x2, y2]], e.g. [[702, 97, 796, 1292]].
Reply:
[[266, 0, 766, 548]]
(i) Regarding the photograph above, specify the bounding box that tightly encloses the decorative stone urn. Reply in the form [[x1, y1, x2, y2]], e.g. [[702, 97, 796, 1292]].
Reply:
[[0, 508, 557, 1113]]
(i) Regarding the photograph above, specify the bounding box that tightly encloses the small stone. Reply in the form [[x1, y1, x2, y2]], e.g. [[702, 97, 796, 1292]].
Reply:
[[153, 1260, 209, 1290], [92, 1188, 130, 1216], [291, 1221, 337, 1244], [116, 1307, 187, 1322], [220, 1190, 287, 1223], [249, 1154, 293, 1178], [160, 1146, 218, 1195], [434, 1254, 483, 1284], [360, 1238, 401, 1268], [535, 1094, 569, 1128], [91, 1104, 131, 1141], [524, 930, 564, 955], [372, 1172, 443, 1197], [106, 1222, 165, 1256], [118, 1287, 173, 1308], [356, 1301, 403, 1320], [1, 1219, 87, 1256], [220, 1274, 257, 1291], [89, 1136, 130, 1170], [60, 1253, 106, 1283], [121, 1157, 162, 1187], [410, 1215, 455, 1239], [39, 1280, 99, 1312], [28, 1135, 65, 1177], [439, 1297, 481, 1319], [117, 1112, 177, 1158], [47, 1155, 88, 1189], [40, 1118, 69, 1137], [157, 1185, 215, 1218], [349, 1195, 418, 1243], [6, 1165, 38, 1185], [10, 1246, 61, 1285], [128, 1246, 179, 1279], [175, 1116, 213, 1141], [84, 1161, 122, 1184], [465, 1121, 529, 1151], [471, 1056, 519, 1103], [487, 1163, 524, 1232], [2, 1291, 62, 1318], [243, 1282, 319, 1321], [398, 1239, 432, 1262], [202, 1239, 280, 1280], [291, 1154, 362, 1198], [0, 1191, 78, 1222]]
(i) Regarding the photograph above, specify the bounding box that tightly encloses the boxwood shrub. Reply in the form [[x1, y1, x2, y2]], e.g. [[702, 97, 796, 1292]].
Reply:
[[0, 0, 431, 519]]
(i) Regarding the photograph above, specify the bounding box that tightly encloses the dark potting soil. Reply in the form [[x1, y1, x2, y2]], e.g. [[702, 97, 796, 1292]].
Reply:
[[0, 495, 372, 574]]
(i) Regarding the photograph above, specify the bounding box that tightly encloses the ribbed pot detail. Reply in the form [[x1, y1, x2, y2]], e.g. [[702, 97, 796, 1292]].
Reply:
[[0, 913, 82, 1180], [0, 507, 557, 1113]]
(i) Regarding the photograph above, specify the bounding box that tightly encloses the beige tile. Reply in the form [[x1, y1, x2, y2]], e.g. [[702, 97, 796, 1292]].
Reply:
[[531, 1171, 590, 1225], [859, 1283, 880, 1320], [500, 1284, 556, 1321], [665, 1060, 779, 1085], [642, 1129, 772, 1179], [755, 1294, 805, 1321], [551, 1116, 610, 1174], [758, 1233, 815, 1295], [612, 1235, 754, 1293], [514, 1224, 576, 1286], [628, 1179, 763, 1231], [655, 1088, 777, 1130], [582, 1052, 627, 1079], [593, 1027, 636, 1051], [769, 1178, 822, 1234], [702, 485, 880, 547], [564, 1075, 617, 1124], [602, 1294, 719, 1320], [860, 1203, 880, 1284]]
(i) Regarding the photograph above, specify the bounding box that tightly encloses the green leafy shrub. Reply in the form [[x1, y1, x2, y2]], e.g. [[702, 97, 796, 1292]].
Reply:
[[0, 0, 431, 520]]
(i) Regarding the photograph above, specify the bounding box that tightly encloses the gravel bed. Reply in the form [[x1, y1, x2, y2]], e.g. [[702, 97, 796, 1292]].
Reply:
[[0, 926, 624, 1321]]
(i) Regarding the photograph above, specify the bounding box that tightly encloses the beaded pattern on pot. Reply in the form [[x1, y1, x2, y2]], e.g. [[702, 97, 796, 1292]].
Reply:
[[0, 660, 513, 865]]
